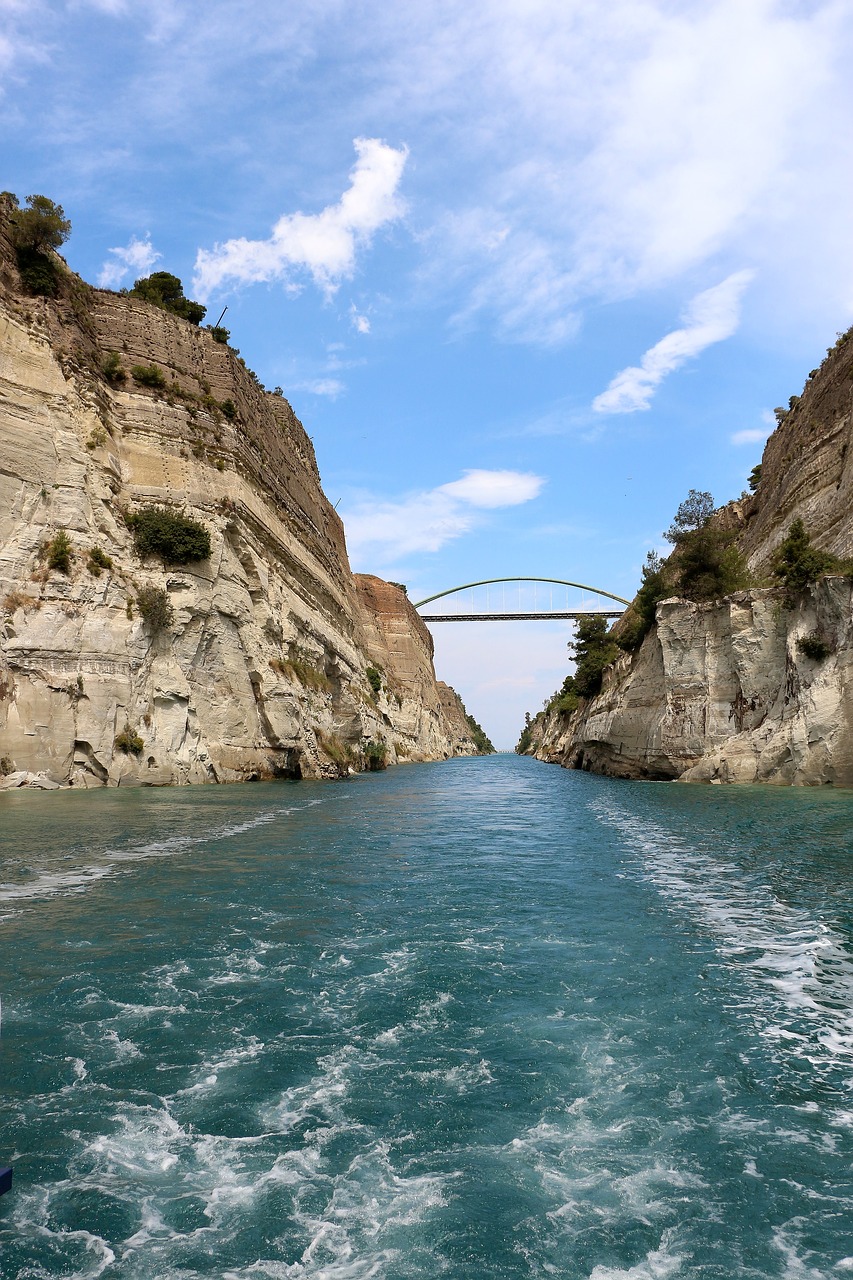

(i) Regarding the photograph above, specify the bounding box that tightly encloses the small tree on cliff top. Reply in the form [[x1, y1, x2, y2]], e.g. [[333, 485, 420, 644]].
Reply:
[[9, 194, 71, 253]]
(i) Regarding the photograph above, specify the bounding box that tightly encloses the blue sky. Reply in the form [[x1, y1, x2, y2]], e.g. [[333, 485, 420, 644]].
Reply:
[[3, 0, 853, 746]]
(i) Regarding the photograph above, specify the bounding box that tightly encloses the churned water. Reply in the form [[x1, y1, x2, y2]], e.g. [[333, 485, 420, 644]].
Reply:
[[1, 755, 852, 1278]]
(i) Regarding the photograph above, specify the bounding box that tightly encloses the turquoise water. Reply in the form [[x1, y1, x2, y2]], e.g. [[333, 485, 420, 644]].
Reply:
[[1, 756, 853, 1278]]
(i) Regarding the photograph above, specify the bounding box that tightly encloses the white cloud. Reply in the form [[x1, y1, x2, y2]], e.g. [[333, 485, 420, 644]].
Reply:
[[342, 468, 544, 563], [297, 378, 345, 398], [592, 270, 754, 414], [350, 305, 371, 334], [193, 137, 408, 300], [97, 234, 160, 288], [440, 469, 543, 508], [731, 427, 770, 446]]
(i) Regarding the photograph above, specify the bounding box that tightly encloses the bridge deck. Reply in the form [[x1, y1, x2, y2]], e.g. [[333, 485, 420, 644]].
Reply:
[[420, 610, 625, 622]]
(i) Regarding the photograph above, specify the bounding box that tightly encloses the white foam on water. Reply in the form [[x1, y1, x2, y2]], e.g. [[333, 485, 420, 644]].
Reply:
[[591, 797, 853, 1079], [587, 1234, 684, 1280], [0, 796, 326, 908]]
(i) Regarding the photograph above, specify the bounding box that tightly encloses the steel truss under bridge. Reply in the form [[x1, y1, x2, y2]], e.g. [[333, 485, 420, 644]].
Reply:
[[413, 578, 630, 622]]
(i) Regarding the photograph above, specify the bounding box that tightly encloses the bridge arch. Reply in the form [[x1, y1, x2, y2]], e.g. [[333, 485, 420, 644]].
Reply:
[[412, 578, 630, 622], [413, 577, 630, 611]]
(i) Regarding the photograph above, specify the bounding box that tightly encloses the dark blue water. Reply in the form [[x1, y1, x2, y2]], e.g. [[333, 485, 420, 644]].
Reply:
[[1, 756, 852, 1278]]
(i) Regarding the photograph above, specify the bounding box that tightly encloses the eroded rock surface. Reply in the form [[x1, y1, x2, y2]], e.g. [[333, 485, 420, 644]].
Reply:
[[0, 206, 480, 786], [526, 329, 853, 786]]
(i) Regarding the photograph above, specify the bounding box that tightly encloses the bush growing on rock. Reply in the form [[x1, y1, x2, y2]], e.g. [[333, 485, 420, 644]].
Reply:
[[130, 272, 206, 325], [465, 713, 495, 753], [773, 519, 837, 604], [208, 326, 230, 344], [45, 529, 73, 574], [130, 363, 167, 389], [128, 507, 211, 565], [797, 632, 833, 661], [616, 552, 669, 651], [364, 739, 388, 771], [87, 545, 113, 576], [366, 665, 383, 694], [569, 614, 619, 699], [103, 351, 126, 383], [114, 723, 143, 755], [136, 584, 174, 632], [8, 194, 71, 297]]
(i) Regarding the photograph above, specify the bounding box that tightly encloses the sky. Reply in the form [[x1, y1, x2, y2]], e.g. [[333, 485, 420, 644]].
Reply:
[[3, 0, 853, 747]]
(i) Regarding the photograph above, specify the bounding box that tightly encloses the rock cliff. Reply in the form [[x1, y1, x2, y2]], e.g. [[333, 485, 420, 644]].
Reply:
[[525, 328, 853, 786], [0, 202, 481, 787]]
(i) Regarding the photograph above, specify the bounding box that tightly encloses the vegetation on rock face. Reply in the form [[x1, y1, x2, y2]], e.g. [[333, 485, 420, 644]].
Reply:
[[7, 193, 71, 297], [773, 519, 839, 605], [548, 675, 580, 716], [616, 551, 669, 652], [130, 363, 167, 389], [208, 326, 230, 344], [664, 490, 748, 603], [45, 529, 73, 574], [103, 351, 126, 383], [570, 614, 620, 699], [128, 507, 211, 565], [465, 713, 495, 754], [797, 632, 833, 661], [269, 647, 332, 692], [366, 665, 383, 694], [364, 739, 389, 771], [87, 545, 113, 577], [114, 723, 144, 755], [130, 272, 206, 325], [136, 584, 174, 632], [748, 463, 762, 492]]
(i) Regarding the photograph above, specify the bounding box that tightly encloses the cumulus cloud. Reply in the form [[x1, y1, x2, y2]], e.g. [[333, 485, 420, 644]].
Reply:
[[97, 234, 160, 288], [592, 270, 754, 415], [342, 469, 544, 563], [193, 137, 408, 300]]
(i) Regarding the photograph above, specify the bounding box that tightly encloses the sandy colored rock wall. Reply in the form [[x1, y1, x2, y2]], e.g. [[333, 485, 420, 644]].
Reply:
[[0, 217, 480, 787], [526, 328, 853, 786]]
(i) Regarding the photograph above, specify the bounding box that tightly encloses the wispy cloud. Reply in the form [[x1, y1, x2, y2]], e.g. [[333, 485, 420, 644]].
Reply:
[[193, 137, 408, 301], [350, 304, 371, 334], [342, 469, 544, 563], [592, 270, 754, 415], [731, 426, 770, 446], [296, 378, 345, 399], [96, 234, 160, 288]]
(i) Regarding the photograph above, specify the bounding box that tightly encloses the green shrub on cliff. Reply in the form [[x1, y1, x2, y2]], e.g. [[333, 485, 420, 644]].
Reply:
[[45, 529, 73, 574], [773, 519, 838, 604], [617, 551, 669, 651], [131, 363, 167, 389], [663, 490, 747, 603], [569, 614, 619, 698], [131, 272, 206, 325], [128, 507, 211, 565], [465, 714, 495, 753], [114, 723, 143, 755], [8, 194, 71, 297], [136, 584, 174, 632], [364, 739, 388, 771]]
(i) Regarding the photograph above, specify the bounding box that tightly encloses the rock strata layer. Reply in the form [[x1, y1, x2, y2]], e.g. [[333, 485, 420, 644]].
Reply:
[[0, 208, 480, 786]]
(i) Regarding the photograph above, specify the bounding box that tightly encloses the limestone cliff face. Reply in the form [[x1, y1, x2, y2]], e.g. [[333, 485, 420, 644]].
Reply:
[[0, 213, 480, 787], [529, 580, 853, 785], [527, 328, 853, 786]]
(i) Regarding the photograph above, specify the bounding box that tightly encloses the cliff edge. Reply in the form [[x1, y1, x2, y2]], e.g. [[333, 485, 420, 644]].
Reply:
[[524, 327, 853, 786], [0, 198, 482, 786]]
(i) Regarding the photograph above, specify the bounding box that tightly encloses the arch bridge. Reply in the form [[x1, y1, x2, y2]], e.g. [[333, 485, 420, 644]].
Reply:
[[414, 578, 630, 622]]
